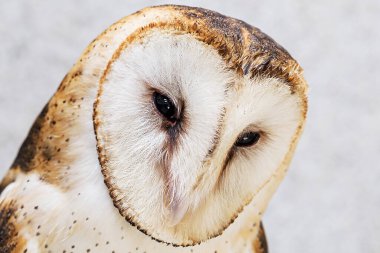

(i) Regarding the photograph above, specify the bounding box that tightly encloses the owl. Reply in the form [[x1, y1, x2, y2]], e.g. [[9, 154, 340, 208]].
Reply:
[[0, 5, 307, 253]]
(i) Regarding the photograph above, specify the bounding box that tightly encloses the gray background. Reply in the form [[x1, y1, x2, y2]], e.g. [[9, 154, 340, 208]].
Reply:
[[0, 0, 379, 252]]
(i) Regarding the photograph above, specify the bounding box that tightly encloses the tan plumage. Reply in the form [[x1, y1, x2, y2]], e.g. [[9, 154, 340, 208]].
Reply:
[[0, 5, 307, 253]]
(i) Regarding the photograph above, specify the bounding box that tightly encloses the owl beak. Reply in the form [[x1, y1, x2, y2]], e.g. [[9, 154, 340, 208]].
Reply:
[[166, 198, 189, 227]]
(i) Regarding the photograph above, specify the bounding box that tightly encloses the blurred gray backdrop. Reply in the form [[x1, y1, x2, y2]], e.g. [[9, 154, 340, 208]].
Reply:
[[0, 0, 379, 252]]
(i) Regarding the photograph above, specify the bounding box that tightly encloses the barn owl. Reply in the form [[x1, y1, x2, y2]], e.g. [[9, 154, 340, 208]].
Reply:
[[0, 5, 308, 253]]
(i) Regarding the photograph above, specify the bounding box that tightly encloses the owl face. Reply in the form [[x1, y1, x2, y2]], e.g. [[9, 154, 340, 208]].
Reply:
[[94, 25, 305, 245]]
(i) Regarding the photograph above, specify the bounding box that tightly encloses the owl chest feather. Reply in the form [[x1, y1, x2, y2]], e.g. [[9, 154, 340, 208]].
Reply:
[[0, 171, 263, 253]]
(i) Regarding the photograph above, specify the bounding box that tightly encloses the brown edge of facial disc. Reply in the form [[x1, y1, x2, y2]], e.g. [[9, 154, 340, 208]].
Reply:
[[93, 5, 308, 247]]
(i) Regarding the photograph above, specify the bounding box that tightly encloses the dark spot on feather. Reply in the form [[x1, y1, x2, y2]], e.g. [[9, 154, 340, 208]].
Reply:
[[0, 201, 19, 252]]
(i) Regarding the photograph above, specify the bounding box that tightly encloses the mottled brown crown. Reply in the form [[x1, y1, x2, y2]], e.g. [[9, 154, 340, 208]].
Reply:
[[151, 5, 307, 95]]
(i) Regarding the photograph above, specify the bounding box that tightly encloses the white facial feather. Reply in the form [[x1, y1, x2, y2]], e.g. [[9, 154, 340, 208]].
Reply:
[[95, 29, 302, 243], [97, 29, 232, 240]]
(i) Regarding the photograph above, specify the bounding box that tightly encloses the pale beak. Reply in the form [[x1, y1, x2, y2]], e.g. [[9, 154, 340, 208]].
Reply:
[[166, 190, 190, 227]]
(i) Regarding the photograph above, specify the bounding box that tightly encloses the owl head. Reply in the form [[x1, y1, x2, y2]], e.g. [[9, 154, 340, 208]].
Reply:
[[49, 5, 307, 247]]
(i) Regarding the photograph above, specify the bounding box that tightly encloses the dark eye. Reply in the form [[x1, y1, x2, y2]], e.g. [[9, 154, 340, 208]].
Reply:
[[235, 132, 261, 147], [153, 92, 177, 122]]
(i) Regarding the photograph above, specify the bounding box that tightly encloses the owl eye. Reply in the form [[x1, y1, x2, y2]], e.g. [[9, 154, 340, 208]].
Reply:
[[235, 132, 261, 147], [153, 92, 177, 123]]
